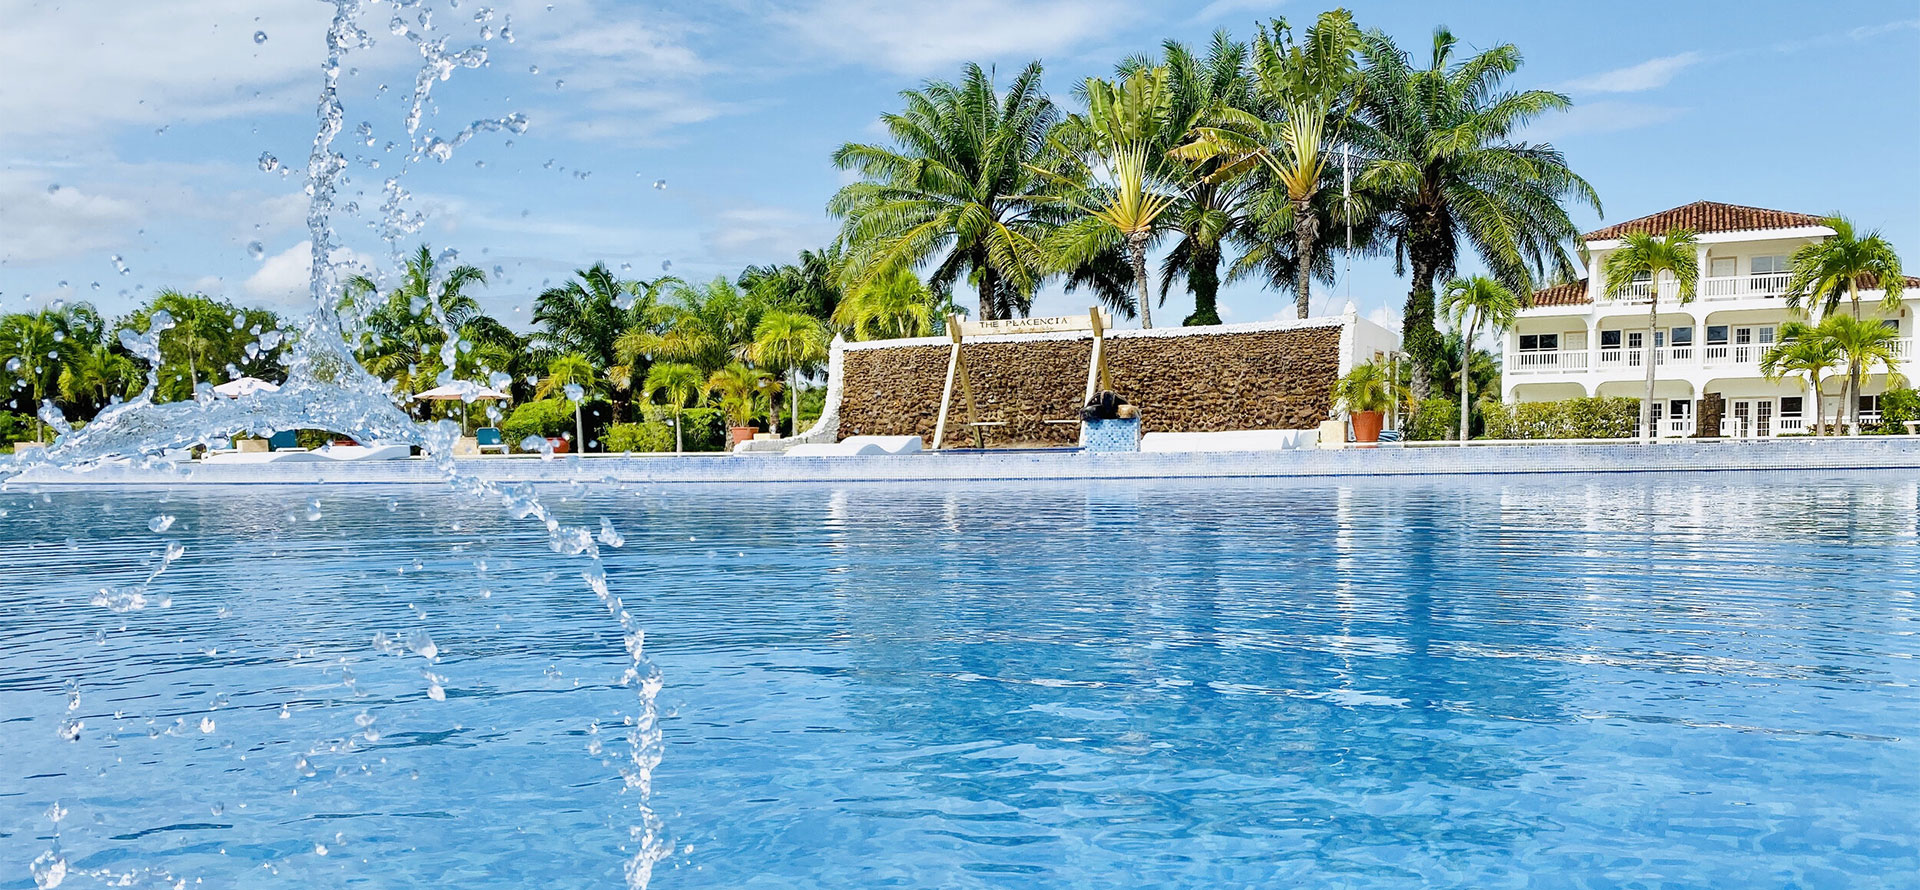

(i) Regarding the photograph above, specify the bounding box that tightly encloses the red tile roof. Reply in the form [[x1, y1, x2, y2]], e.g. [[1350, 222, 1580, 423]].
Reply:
[[1583, 201, 1831, 241], [1530, 278, 1590, 307]]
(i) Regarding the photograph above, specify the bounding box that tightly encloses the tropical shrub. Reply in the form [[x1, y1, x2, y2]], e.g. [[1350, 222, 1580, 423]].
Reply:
[[0, 409, 34, 445], [1870, 387, 1919, 434], [603, 422, 674, 453], [1405, 397, 1458, 441], [1482, 397, 1639, 440], [502, 398, 575, 446]]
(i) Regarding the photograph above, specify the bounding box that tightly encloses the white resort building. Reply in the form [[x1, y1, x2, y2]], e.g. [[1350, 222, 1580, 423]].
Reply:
[[1504, 201, 1917, 437]]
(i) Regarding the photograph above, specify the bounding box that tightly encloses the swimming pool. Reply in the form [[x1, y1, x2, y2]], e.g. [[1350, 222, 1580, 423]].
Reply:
[[3, 473, 1916, 888]]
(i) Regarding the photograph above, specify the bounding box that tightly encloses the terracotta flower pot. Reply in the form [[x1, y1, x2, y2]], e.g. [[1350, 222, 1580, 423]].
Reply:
[[545, 436, 571, 455], [729, 426, 756, 446], [1350, 410, 1384, 444]]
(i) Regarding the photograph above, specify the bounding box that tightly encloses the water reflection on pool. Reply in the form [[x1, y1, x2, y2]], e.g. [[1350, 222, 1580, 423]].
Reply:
[[2, 473, 1916, 888]]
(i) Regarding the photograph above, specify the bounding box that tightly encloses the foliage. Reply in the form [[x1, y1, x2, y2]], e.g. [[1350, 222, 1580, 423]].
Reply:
[[1784, 215, 1905, 317], [1481, 397, 1640, 440], [0, 409, 35, 445], [1351, 26, 1597, 395], [501, 398, 576, 445], [1871, 387, 1920, 435], [1405, 397, 1459, 441], [1761, 321, 1844, 436], [1334, 360, 1405, 414], [603, 421, 675, 453], [707, 362, 769, 428], [831, 265, 941, 340], [830, 61, 1060, 321], [1439, 275, 1518, 441]]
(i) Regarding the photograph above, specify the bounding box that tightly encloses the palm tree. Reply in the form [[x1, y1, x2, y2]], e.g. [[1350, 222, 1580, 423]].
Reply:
[[1601, 229, 1700, 441], [1041, 68, 1185, 329], [0, 308, 79, 441], [830, 265, 941, 341], [58, 342, 138, 415], [1439, 276, 1518, 442], [344, 245, 490, 405], [1783, 216, 1905, 432], [534, 352, 600, 450], [620, 277, 766, 376], [1351, 27, 1599, 396], [535, 264, 663, 410], [706, 362, 768, 434], [739, 247, 844, 322], [1125, 33, 1251, 326], [1175, 11, 1365, 319], [1761, 322, 1843, 436], [830, 61, 1059, 321], [750, 310, 830, 436], [643, 361, 705, 452], [1817, 314, 1906, 434]]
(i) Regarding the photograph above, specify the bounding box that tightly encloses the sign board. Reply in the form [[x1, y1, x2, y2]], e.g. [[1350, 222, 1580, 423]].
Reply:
[[959, 310, 1111, 338]]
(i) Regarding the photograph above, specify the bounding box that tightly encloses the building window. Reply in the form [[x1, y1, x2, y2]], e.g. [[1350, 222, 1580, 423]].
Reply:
[[1780, 397, 1804, 416], [1518, 333, 1559, 352], [1670, 326, 1694, 346], [1860, 394, 1882, 415], [1751, 255, 1788, 275], [1882, 319, 1901, 334], [1710, 257, 1736, 277], [1601, 330, 1622, 349], [1707, 325, 1729, 345]]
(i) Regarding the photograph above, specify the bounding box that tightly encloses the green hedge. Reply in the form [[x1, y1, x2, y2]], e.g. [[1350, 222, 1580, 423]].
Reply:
[[1405, 397, 1459, 441], [1870, 387, 1920, 434], [604, 422, 674, 453], [502, 398, 575, 447], [1482, 396, 1640, 440]]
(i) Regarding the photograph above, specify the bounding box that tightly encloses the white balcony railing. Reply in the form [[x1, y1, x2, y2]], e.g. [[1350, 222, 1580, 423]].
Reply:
[[1509, 349, 1588, 374], [1504, 339, 1912, 379], [1702, 272, 1792, 300], [1777, 416, 1807, 434]]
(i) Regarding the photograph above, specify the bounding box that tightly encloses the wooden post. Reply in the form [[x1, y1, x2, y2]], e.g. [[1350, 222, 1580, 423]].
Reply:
[[1083, 306, 1108, 405], [932, 313, 963, 451]]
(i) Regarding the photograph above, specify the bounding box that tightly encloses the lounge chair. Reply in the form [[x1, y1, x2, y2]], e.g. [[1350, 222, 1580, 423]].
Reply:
[[268, 430, 304, 451], [475, 427, 509, 455]]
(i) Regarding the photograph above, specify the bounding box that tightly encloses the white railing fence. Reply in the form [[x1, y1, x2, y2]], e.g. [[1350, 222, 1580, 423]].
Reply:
[[1702, 272, 1792, 300]]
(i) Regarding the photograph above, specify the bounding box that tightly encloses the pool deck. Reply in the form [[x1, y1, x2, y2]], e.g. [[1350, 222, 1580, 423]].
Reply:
[[10, 436, 1920, 486]]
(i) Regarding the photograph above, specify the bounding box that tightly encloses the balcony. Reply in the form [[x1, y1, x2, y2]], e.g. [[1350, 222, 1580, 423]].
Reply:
[[1602, 272, 1792, 304], [1505, 339, 1915, 376]]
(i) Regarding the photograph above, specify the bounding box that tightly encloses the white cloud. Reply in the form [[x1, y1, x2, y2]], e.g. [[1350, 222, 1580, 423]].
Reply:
[[1556, 52, 1702, 94], [702, 207, 835, 262], [243, 241, 372, 307], [1525, 101, 1687, 141], [0, 176, 143, 264], [777, 0, 1122, 74]]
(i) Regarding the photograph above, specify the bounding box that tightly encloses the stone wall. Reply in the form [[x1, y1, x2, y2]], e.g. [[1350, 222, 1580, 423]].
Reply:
[[837, 325, 1343, 447]]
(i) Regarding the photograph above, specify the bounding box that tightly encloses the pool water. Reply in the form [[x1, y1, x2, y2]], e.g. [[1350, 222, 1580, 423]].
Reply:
[[2, 474, 1916, 888]]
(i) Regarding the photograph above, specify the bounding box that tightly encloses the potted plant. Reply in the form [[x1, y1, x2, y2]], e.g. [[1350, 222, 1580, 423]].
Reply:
[[707, 362, 770, 448], [1334, 361, 1403, 444]]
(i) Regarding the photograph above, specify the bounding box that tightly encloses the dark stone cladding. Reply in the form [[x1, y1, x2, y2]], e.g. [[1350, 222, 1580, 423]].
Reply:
[[837, 326, 1344, 448]]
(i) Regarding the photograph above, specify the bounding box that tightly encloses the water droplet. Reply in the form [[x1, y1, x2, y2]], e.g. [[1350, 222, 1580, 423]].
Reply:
[[253, 30, 268, 44], [313, 843, 328, 856], [199, 716, 216, 733], [29, 850, 65, 889], [149, 514, 175, 533], [45, 802, 67, 824], [246, 241, 265, 260], [6, 358, 20, 373], [652, 179, 667, 190], [258, 152, 279, 173], [407, 629, 438, 660], [660, 260, 672, 272], [210, 802, 225, 816], [46, 183, 60, 194], [306, 497, 322, 521], [598, 517, 625, 548]]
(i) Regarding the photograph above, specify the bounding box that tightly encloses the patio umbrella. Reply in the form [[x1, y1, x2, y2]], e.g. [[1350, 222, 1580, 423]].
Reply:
[[413, 382, 511, 433], [212, 377, 281, 398]]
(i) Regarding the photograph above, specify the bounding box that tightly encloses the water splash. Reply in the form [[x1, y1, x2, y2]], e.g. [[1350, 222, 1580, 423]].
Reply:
[[4, 2, 668, 885]]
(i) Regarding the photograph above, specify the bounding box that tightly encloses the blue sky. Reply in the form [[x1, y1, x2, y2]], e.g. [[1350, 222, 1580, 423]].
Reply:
[[2, 0, 1916, 334]]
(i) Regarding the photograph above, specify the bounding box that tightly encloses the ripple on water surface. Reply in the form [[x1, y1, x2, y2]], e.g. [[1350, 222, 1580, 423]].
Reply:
[[0, 473, 1917, 888]]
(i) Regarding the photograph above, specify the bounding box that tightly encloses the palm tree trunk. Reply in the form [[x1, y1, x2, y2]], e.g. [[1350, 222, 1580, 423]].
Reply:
[[575, 404, 585, 452], [1642, 297, 1659, 443], [1848, 281, 1862, 434], [673, 411, 683, 453], [1292, 199, 1317, 319], [1458, 320, 1474, 443], [789, 367, 800, 437], [977, 262, 999, 322], [1187, 243, 1222, 326], [1810, 374, 1823, 437], [1405, 251, 1440, 400], [1129, 232, 1154, 329]]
